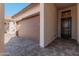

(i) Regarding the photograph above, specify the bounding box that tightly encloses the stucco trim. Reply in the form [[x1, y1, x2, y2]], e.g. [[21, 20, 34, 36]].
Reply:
[[16, 12, 40, 22]]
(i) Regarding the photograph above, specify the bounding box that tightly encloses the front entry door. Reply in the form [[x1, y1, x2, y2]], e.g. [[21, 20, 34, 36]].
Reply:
[[61, 17, 72, 39]]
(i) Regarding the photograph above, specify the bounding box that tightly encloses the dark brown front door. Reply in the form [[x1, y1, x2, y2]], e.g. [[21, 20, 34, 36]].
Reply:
[[61, 17, 72, 39]]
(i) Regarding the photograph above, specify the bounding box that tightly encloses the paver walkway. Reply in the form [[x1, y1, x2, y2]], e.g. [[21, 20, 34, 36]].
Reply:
[[5, 37, 79, 56]]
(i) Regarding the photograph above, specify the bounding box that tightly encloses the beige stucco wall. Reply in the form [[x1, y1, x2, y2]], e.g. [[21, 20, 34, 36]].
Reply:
[[58, 5, 77, 40], [17, 15, 40, 42], [44, 4, 57, 47], [0, 4, 4, 55]]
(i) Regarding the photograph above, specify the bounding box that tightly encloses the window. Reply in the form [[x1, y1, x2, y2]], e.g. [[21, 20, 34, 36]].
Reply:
[[61, 10, 71, 18]]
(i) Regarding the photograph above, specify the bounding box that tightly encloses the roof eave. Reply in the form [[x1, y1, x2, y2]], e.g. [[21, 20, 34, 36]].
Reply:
[[12, 3, 39, 19]]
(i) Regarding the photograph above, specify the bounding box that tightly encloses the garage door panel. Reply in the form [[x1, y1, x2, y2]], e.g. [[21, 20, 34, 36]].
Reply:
[[18, 15, 40, 42]]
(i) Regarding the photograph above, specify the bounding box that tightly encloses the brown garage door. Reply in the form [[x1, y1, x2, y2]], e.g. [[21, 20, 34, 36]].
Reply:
[[17, 15, 40, 42]]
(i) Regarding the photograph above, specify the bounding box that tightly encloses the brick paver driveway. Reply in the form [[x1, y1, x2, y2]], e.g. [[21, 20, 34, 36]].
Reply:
[[4, 37, 79, 56]]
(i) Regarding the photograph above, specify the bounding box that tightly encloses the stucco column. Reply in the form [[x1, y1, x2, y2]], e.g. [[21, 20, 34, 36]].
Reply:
[[0, 3, 4, 55], [40, 3, 45, 48], [77, 4, 79, 44], [44, 4, 57, 47]]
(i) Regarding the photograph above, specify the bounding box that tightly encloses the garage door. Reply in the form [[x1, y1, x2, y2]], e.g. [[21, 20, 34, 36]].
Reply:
[[17, 15, 40, 42]]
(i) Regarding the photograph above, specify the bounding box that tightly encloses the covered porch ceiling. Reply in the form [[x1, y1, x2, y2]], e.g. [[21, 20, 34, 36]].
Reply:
[[55, 3, 77, 10]]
